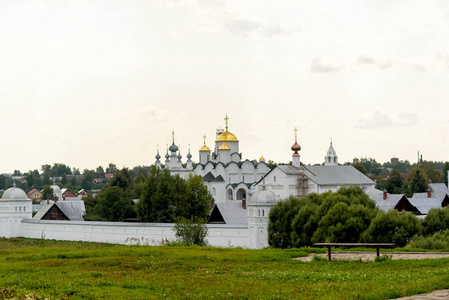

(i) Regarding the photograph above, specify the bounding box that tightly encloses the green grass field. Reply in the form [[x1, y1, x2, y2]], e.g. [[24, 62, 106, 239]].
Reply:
[[0, 239, 448, 299]]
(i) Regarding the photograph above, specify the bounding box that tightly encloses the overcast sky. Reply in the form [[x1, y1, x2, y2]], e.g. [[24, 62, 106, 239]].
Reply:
[[2, 0, 449, 173]]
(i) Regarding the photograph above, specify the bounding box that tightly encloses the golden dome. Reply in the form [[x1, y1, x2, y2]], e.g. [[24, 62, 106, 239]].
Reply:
[[199, 145, 211, 151], [259, 155, 265, 162], [218, 142, 231, 150], [199, 134, 211, 151], [215, 130, 238, 142]]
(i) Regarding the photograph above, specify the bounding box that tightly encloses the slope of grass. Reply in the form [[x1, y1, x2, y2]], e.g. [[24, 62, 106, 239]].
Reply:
[[0, 238, 448, 299]]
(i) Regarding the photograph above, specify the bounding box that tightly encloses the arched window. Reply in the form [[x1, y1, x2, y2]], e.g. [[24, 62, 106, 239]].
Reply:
[[227, 189, 233, 201], [236, 188, 246, 201], [274, 176, 276, 183]]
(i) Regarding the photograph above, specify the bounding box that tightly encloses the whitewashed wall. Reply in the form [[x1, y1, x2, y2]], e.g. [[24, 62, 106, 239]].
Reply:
[[20, 219, 249, 248]]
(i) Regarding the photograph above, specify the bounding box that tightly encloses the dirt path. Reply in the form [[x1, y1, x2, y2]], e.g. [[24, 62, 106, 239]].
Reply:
[[295, 251, 449, 262]]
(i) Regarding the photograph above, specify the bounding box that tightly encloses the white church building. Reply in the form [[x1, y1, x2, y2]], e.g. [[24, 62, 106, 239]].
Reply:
[[254, 130, 375, 199], [155, 116, 271, 204]]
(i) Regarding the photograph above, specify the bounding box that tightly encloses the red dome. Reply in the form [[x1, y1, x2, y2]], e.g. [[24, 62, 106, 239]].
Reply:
[[291, 142, 301, 152]]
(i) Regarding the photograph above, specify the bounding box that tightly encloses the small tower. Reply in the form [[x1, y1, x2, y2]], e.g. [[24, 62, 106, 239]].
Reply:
[[199, 134, 211, 164], [218, 142, 231, 164], [155, 145, 161, 168], [164, 144, 170, 164], [168, 130, 182, 169], [247, 184, 277, 249], [291, 127, 301, 168], [186, 144, 193, 170], [0, 184, 32, 238], [324, 138, 338, 166]]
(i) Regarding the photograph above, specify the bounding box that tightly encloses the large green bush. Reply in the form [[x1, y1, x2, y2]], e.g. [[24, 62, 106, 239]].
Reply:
[[269, 186, 379, 248], [361, 210, 422, 247], [422, 207, 449, 236]]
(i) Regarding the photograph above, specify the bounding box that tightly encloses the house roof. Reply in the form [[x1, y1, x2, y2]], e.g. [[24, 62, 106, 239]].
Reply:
[[429, 183, 449, 196], [33, 200, 85, 221], [208, 202, 248, 225], [274, 165, 374, 186], [369, 193, 408, 212], [27, 189, 38, 197], [408, 197, 445, 215]]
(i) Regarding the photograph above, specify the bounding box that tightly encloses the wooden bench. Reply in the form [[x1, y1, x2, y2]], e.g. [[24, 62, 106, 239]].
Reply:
[[313, 243, 395, 261]]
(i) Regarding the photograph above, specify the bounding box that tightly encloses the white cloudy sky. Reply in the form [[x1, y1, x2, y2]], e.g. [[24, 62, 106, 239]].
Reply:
[[2, 0, 449, 173]]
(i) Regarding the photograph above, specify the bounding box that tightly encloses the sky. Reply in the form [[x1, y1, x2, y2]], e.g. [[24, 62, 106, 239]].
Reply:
[[2, 0, 449, 173]]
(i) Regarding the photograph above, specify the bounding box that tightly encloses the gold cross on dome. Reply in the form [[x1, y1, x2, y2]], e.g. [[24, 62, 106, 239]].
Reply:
[[203, 134, 207, 145], [224, 115, 229, 130], [294, 127, 298, 141]]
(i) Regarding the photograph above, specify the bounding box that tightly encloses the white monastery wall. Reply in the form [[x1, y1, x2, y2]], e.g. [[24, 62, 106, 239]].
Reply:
[[20, 219, 249, 248]]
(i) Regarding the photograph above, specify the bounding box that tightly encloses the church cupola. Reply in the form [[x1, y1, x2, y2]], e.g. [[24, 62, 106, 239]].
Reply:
[[199, 134, 211, 164], [165, 144, 170, 164], [291, 127, 301, 168], [155, 145, 162, 168], [218, 142, 231, 164], [186, 144, 193, 170], [324, 138, 338, 166], [214, 115, 239, 157]]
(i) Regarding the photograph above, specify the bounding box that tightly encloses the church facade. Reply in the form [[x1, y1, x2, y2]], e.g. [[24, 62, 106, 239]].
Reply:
[[254, 130, 376, 200], [155, 116, 271, 204]]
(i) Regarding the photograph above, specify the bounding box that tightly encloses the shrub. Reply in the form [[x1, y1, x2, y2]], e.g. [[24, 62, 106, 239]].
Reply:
[[173, 217, 208, 246], [422, 207, 449, 236], [406, 229, 449, 250], [361, 210, 422, 247]]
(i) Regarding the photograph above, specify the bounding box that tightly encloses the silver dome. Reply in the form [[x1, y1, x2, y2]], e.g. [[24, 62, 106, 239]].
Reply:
[[2, 186, 29, 200], [249, 187, 277, 205]]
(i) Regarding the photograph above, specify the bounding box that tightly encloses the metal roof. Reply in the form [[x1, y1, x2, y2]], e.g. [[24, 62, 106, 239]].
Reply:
[[211, 202, 248, 225], [369, 194, 407, 212], [276, 165, 374, 186], [408, 197, 445, 214]]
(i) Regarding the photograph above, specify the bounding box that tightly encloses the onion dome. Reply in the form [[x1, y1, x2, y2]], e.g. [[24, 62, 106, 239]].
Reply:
[[199, 134, 211, 151], [169, 130, 179, 152], [169, 143, 179, 152], [155, 147, 161, 160], [249, 186, 277, 205], [177, 150, 182, 160], [215, 115, 239, 142], [215, 130, 239, 142], [259, 155, 265, 162], [219, 142, 230, 150], [1, 184, 28, 201], [291, 142, 301, 152], [291, 127, 301, 153]]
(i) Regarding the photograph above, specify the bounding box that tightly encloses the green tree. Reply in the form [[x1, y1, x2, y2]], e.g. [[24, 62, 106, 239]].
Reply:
[[172, 217, 208, 246], [41, 164, 51, 174], [442, 162, 449, 186], [61, 173, 68, 185], [184, 174, 213, 220], [42, 186, 54, 200], [106, 163, 117, 174], [386, 169, 405, 194], [361, 210, 422, 247], [96, 186, 133, 221], [82, 169, 96, 190], [268, 196, 302, 248], [407, 167, 429, 196], [96, 166, 105, 178], [0, 175, 6, 189], [422, 207, 449, 236], [110, 168, 132, 190]]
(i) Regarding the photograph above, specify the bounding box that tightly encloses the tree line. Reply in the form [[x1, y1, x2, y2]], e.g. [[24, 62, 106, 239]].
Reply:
[[84, 167, 213, 223], [268, 186, 449, 249]]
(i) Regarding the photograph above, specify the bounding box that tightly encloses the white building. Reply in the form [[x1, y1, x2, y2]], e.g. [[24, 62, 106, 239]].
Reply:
[[255, 132, 375, 200], [156, 116, 271, 204]]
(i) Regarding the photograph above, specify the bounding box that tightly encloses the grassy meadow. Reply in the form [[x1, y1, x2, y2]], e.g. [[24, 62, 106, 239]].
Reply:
[[0, 239, 449, 299]]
